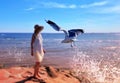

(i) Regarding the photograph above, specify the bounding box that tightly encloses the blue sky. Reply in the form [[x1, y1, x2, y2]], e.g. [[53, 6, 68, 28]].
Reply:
[[0, 0, 120, 33]]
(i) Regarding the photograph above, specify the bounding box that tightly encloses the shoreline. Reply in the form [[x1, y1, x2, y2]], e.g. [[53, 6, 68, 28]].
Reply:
[[0, 65, 120, 83], [0, 65, 91, 83], [0, 55, 72, 69]]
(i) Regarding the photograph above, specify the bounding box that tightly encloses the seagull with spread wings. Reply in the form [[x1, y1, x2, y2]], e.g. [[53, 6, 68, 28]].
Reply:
[[46, 20, 84, 47]]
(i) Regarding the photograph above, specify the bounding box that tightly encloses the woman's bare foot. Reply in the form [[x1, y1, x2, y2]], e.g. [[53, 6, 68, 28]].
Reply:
[[33, 75, 40, 79], [37, 73, 41, 78]]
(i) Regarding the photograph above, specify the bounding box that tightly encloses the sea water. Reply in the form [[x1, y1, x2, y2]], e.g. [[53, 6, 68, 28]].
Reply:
[[0, 33, 120, 83]]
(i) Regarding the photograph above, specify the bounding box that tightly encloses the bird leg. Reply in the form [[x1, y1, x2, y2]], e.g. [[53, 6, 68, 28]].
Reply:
[[71, 42, 76, 47]]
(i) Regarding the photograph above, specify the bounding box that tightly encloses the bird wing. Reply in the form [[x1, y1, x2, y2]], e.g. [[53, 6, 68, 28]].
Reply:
[[45, 20, 61, 31], [61, 30, 69, 37], [68, 29, 84, 37]]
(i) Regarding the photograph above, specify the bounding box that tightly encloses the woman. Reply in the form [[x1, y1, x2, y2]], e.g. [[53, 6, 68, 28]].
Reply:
[[31, 24, 45, 79]]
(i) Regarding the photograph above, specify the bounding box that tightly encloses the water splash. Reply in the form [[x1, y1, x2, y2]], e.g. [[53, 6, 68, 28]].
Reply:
[[8, 46, 24, 62], [70, 47, 120, 83]]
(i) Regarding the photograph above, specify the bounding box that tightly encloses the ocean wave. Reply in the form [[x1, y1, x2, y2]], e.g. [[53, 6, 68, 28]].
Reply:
[[0, 37, 16, 40], [70, 49, 120, 83], [0, 33, 6, 36], [114, 33, 120, 36], [103, 46, 120, 50], [44, 39, 63, 41]]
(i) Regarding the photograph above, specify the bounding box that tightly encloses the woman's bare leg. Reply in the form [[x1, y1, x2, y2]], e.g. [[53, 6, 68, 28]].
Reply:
[[34, 62, 41, 78]]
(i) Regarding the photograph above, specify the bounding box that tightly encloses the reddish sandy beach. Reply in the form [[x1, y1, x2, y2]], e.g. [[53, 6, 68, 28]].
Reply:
[[0, 65, 120, 83], [0, 66, 92, 83]]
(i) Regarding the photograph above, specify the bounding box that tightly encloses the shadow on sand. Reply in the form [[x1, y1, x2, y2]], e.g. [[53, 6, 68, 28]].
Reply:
[[15, 76, 46, 83]]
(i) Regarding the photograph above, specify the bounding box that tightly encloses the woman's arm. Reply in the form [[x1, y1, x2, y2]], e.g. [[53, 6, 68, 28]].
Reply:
[[43, 48, 46, 54], [31, 34, 35, 56]]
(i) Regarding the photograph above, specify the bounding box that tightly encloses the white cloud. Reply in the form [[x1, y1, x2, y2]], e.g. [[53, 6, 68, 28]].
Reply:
[[78, 0, 120, 14], [69, 4, 77, 8], [41, 2, 77, 9], [100, 5, 120, 14], [24, 1, 109, 10], [80, 1, 108, 8], [109, 5, 120, 13], [42, 2, 66, 8], [24, 1, 120, 14], [89, 5, 120, 14], [25, 7, 34, 11]]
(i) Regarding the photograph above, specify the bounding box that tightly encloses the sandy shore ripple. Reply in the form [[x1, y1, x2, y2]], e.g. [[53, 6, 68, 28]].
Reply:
[[0, 66, 91, 83]]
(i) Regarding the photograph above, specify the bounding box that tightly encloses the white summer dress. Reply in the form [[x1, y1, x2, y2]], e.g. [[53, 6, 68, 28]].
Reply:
[[33, 33, 44, 62]]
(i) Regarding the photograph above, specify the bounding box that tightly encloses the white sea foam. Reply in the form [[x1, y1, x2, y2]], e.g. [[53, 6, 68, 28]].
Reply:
[[8, 47, 23, 62], [1, 33, 120, 83], [103, 46, 120, 50], [70, 47, 120, 83]]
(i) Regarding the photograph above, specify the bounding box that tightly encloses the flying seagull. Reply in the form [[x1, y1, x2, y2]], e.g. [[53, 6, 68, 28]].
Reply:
[[45, 20, 84, 47]]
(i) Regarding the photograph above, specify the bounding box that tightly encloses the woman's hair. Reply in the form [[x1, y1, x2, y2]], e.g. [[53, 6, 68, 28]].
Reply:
[[34, 24, 44, 33]]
